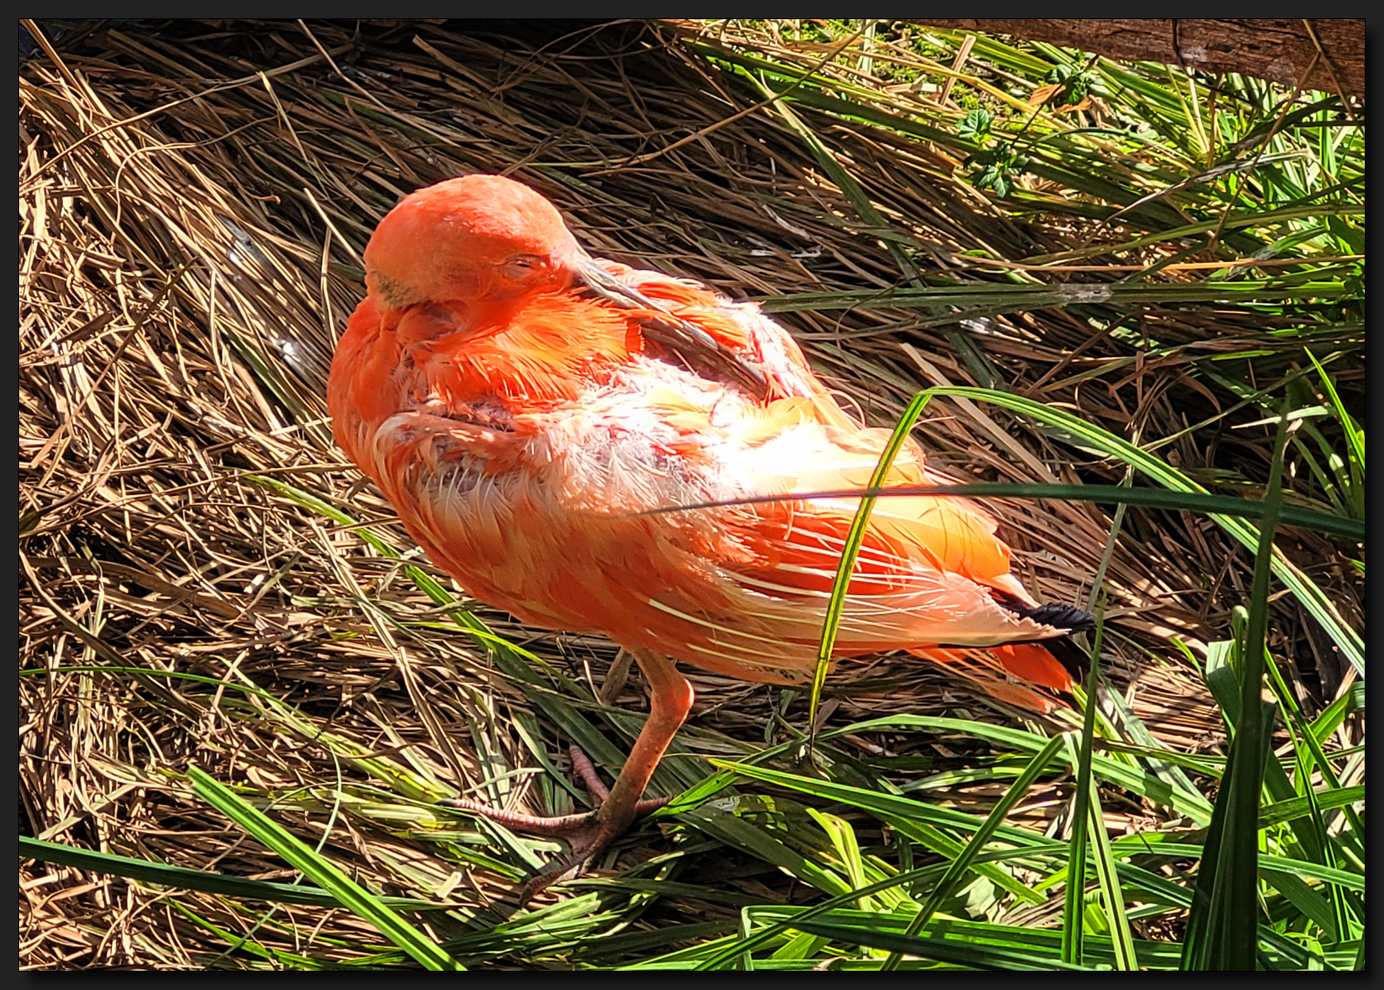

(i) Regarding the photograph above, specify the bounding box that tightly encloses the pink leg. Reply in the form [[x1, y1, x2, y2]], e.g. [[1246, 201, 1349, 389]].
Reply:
[[439, 649, 693, 901]]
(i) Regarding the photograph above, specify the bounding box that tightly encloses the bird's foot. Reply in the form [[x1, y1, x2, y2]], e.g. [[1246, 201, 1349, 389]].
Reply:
[[439, 745, 669, 902]]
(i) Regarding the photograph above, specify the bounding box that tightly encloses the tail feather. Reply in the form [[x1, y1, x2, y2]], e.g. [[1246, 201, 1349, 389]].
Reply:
[[909, 630, 1091, 711], [991, 594, 1095, 633], [991, 642, 1076, 693], [908, 645, 1062, 713]]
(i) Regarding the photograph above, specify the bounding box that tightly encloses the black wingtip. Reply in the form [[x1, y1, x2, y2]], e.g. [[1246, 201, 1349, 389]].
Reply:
[[991, 591, 1095, 632], [1018, 601, 1096, 632], [1039, 634, 1092, 684], [988, 594, 1096, 684]]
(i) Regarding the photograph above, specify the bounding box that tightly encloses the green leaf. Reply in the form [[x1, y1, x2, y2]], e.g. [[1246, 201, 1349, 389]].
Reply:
[[20, 836, 435, 910], [958, 108, 994, 140]]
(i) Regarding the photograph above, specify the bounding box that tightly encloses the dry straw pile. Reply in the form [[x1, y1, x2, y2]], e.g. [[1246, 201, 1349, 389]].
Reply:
[[20, 19, 1357, 969]]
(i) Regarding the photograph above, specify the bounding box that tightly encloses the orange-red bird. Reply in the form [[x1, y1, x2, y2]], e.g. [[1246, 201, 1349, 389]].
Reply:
[[328, 174, 1091, 895]]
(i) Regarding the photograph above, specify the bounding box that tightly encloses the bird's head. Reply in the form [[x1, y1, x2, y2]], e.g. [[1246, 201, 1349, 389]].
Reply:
[[363, 174, 585, 313], [360, 174, 770, 396]]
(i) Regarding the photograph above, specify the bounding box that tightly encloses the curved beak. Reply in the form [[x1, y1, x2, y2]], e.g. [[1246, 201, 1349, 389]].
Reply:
[[574, 254, 769, 400]]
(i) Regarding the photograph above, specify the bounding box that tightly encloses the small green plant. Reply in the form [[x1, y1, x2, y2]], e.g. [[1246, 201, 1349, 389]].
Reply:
[[1042, 62, 1099, 108], [967, 146, 1032, 198], [959, 108, 1031, 197], [956, 62, 1101, 198]]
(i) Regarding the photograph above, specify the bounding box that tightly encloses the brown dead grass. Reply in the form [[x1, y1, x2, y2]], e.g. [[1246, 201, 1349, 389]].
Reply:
[[19, 18, 1356, 970]]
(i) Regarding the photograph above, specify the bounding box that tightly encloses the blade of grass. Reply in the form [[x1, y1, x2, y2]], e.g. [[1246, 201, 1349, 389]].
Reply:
[[819, 717, 1215, 822], [784, 916, 1088, 970], [758, 276, 1356, 314], [881, 734, 1066, 970], [1061, 603, 1100, 965], [647, 482, 1362, 543], [1304, 350, 1365, 520], [1066, 608, 1136, 969], [1084, 779, 1138, 970], [804, 391, 931, 746], [20, 836, 436, 910], [911, 388, 1363, 674], [1182, 412, 1289, 970], [188, 766, 463, 971]]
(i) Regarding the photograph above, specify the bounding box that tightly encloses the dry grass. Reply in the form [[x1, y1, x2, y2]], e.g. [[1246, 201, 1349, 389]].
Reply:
[[19, 19, 1357, 969]]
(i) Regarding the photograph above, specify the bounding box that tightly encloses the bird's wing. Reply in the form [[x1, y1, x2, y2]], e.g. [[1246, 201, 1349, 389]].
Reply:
[[592, 261, 834, 403], [703, 404, 1063, 647], [550, 387, 1082, 690]]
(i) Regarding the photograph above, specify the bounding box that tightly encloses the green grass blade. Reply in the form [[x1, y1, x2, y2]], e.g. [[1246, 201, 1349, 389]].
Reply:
[[1062, 605, 1102, 965], [21, 836, 433, 910], [821, 716, 1215, 822], [912, 388, 1363, 674], [759, 277, 1356, 314], [188, 767, 463, 971], [783, 916, 1087, 970], [882, 734, 1065, 970], [689, 867, 941, 971], [1304, 350, 1365, 520], [679, 802, 854, 898], [1261, 633, 1365, 939], [1085, 785, 1138, 970], [805, 808, 872, 908], [1182, 413, 1289, 970], [659, 482, 1362, 541], [805, 391, 931, 742]]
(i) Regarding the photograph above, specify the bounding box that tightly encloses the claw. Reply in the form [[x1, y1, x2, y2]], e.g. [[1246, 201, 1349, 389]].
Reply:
[[439, 744, 674, 903], [516, 814, 630, 903], [438, 650, 694, 902]]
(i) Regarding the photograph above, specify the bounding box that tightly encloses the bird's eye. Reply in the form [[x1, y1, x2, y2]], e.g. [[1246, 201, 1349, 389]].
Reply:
[[505, 254, 544, 275]]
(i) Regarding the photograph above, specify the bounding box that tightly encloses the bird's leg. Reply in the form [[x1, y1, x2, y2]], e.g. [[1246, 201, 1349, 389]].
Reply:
[[569, 744, 670, 816], [440, 649, 693, 901]]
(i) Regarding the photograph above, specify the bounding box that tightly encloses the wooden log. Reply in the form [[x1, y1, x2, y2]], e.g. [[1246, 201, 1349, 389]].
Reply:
[[905, 19, 1363, 99]]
